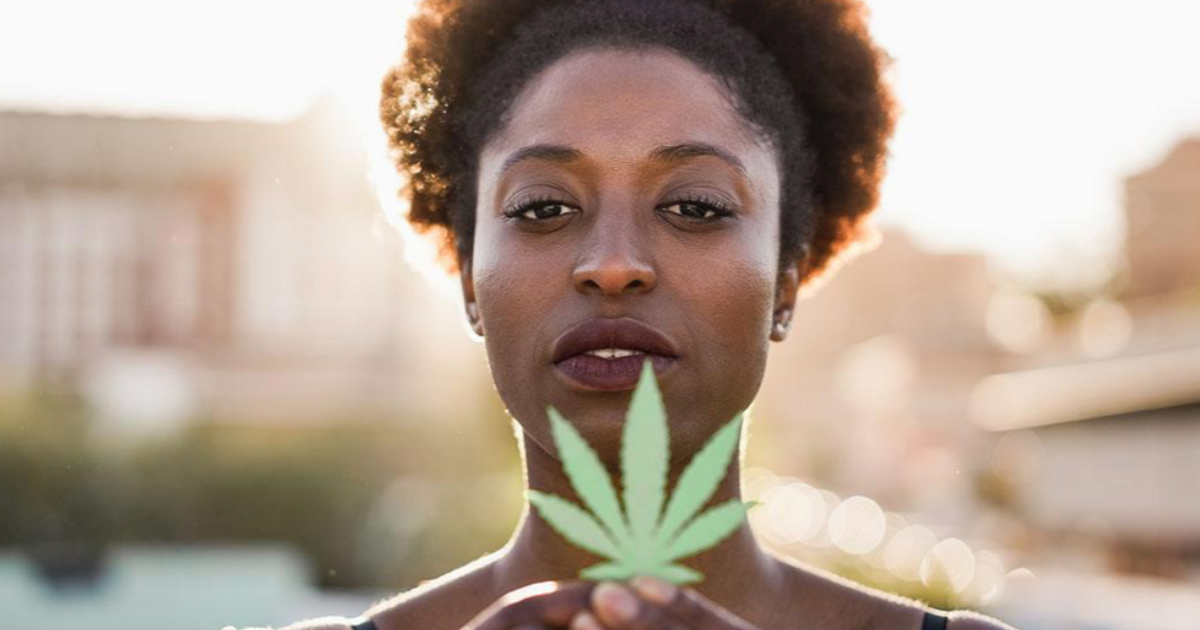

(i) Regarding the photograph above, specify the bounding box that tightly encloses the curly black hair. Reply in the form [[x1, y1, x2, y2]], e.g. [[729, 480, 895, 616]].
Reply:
[[380, 0, 897, 287]]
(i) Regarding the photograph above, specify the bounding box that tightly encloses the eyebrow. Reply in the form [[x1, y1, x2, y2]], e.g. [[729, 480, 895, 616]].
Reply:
[[499, 142, 748, 177]]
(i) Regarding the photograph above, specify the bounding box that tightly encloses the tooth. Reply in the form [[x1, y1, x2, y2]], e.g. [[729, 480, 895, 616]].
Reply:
[[584, 348, 645, 359]]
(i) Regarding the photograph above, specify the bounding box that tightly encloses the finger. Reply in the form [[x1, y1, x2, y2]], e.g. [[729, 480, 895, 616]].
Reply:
[[630, 577, 754, 630], [568, 611, 606, 630], [591, 581, 686, 630], [468, 582, 591, 630], [466, 581, 595, 630]]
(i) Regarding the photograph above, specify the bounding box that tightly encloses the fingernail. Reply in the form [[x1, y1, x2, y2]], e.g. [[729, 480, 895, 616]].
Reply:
[[570, 611, 605, 630], [594, 581, 638, 623], [632, 575, 677, 605]]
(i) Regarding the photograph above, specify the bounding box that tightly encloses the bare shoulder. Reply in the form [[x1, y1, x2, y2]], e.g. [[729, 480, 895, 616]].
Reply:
[[946, 610, 1019, 630], [277, 618, 354, 630], [249, 553, 500, 630], [233, 617, 353, 630], [772, 557, 924, 630], [771, 556, 1016, 630], [362, 553, 500, 630]]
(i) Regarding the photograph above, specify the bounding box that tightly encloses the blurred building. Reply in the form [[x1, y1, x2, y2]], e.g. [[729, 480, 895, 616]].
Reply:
[[1123, 137, 1200, 300], [751, 137, 1200, 624], [965, 137, 1200, 623], [0, 99, 488, 430], [756, 229, 1007, 516]]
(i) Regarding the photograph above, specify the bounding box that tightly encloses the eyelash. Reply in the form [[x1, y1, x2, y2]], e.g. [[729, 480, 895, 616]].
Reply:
[[501, 194, 735, 222], [501, 194, 579, 221]]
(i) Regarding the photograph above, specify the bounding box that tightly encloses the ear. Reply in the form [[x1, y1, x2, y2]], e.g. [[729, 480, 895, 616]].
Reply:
[[770, 246, 805, 342], [459, 255, 484, 338]]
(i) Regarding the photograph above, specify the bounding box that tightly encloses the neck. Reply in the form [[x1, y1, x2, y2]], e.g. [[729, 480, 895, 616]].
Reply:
[[489, 429, 787, 620]]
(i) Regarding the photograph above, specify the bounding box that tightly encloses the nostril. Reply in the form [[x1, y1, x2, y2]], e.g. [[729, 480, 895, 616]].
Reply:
[[574, 260, 657, 296]]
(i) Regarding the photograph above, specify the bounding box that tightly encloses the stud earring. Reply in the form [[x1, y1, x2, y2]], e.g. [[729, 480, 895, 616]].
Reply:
[[466, 302, 483, 335], [771, 317, 790, 340]]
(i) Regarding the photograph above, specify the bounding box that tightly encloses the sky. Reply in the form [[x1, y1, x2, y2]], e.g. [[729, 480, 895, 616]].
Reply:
[[3, 0, 1198, 289]]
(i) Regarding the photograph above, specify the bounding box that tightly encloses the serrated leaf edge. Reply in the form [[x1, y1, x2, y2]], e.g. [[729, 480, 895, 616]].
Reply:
[[527, 489, 624, 561], [661, 498, 751, 562], [530, 357, 754, 586], [547, 405, 633, 549], [655, 412, 743, 548], [621, 357, 668, 555]]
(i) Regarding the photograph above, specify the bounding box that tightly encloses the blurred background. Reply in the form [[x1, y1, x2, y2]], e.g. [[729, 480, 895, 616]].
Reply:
[[1, 1, 1198, 629]]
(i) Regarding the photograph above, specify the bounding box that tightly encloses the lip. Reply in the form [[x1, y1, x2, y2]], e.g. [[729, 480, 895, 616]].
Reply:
[[551, 317, 680, 392]]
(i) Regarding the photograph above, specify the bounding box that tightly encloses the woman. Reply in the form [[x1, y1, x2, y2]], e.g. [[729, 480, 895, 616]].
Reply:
[[275, 0, 1016, 628]]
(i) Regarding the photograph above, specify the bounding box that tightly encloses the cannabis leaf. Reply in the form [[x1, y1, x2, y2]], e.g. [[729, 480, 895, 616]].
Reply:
[[527, 356, 757, 586]]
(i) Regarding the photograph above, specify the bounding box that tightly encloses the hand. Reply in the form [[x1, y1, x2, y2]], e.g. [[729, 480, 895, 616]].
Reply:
[[570, 577, 760, 630], [463, 580, 596, 630]]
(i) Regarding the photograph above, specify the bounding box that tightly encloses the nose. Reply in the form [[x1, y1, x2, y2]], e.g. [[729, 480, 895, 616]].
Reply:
[[572, 210, 657, 297]]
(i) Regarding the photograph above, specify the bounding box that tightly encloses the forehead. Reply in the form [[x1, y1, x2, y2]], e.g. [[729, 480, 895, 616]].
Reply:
[[480, 47, 774, 177]]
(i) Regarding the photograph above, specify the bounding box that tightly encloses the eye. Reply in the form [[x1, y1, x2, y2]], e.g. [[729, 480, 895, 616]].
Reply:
[[658, 195, 735, 221], [502, 196, 581, 221]]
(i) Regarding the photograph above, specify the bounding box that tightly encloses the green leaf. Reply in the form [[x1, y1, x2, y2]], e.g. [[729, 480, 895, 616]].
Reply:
[[661, 498, 750, 562], [534, 355, 754, 587], [655, 412, 743, 548], [527, 490, 623, 561], [647, 563, 704, 585], [580, 561, 635, 581], [546, 405, 633, 549], [622, 356, 669, 556]]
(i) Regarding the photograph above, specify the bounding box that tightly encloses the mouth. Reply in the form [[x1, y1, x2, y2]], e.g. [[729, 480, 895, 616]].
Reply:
[[551, 317, 680, 392]]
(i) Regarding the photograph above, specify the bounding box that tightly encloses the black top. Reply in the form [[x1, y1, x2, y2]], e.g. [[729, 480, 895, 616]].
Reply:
[[350, 618, 378, 630], [350, 611, 950, 630], [923, 609, 950, 630]]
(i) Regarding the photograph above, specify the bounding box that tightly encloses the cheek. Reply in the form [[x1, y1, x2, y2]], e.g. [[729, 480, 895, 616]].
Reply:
[[683, 226, 777, 339], [471, 222, 565, 385], [473, 236, 538, 350], [473, 228, 567, 305], [663, 234, 776, 432], [662, 236, 775, 453], [685, 255, 775, 352]]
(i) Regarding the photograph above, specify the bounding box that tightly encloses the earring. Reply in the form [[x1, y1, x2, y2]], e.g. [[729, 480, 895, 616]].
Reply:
[[466, 302, 483, 335], [771, 314, 790, 340]]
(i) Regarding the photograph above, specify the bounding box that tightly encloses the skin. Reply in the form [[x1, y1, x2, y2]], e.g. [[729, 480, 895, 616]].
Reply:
[[461, 44, 800, 626], [271, 47, 1015, 630]]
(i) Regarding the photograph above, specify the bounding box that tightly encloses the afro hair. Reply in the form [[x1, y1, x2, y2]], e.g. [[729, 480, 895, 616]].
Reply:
[[380, 0, 898, 289]]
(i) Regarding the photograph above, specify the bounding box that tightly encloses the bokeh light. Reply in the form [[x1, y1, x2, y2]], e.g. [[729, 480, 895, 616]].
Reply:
[[884, 524, 939, 581], [2, 1, 1198, 627], [828, 495, 887, 555], [920, 538, 977, 593], [986, 289, 1052, 354], [835, 334, 919, 415], [961, 550, 1008, 606], [1078, 299, 1134, 359], [763, 482, 829, 544]]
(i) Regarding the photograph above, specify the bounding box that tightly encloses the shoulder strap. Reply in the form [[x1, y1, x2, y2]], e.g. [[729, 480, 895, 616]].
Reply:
[[922, 610, 949, 630]]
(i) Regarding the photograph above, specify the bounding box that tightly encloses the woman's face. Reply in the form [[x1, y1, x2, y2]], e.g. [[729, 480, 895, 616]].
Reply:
[[461, 47, 801, 463]]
